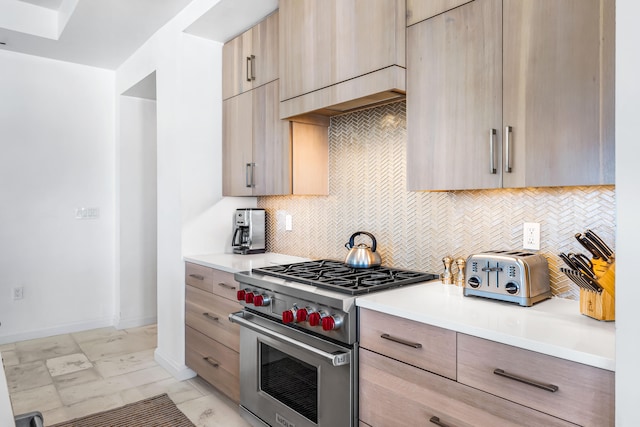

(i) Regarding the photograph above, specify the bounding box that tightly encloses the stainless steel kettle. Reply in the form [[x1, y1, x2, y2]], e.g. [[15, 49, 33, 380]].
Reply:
[[344, 231, 382, 268]]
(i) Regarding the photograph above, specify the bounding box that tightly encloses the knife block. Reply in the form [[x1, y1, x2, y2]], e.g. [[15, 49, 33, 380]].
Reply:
[[579, 260, 615, 321]]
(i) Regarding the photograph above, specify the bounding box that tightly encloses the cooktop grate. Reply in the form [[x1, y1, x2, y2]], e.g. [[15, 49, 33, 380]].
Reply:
[[253, 259, 438, 295]]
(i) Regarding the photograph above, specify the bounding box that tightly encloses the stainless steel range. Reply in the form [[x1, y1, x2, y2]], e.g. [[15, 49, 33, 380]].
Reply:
[[229, 259, 437, 427]]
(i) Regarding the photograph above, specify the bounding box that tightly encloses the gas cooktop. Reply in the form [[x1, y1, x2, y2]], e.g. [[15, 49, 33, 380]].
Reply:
[[253, 259, 438, 295]]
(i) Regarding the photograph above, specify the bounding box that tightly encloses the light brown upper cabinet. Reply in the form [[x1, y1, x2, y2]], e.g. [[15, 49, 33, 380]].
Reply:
[[279, 0, 406, 118], [222, 10, 329, 197], [222, 80, 329, 197], [222, 11, 279, 101], [406, 0, 615, 191], [222, 80, 291, 196]]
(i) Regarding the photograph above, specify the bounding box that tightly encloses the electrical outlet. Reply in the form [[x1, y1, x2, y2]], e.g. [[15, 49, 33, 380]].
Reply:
[[523, 222, 541, 250], [285, 214, 293, 231], [13, 286, 24, 300]]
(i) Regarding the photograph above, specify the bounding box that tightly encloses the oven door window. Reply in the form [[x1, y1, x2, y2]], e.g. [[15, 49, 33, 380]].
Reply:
[[260, 342, 318, 423]]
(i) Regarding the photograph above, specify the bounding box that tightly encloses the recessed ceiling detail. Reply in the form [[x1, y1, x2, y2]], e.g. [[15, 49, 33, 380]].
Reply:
[[0, 0, 195, 69], [0, 0, 73, 39]]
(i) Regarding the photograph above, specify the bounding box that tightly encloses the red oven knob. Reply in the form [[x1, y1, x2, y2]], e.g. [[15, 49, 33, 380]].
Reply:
[[309, 311, 326, 327], [282, 309, 296, 324], [254, 294, 271, 307], [322, 315, 342, 331], [237, 289, 246, 301], [296, 308, 309, 323], [244, 292, 254, 304]]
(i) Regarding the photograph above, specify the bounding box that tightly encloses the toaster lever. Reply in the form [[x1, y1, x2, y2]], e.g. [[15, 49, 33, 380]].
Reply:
[[481, 266, 503, 272]]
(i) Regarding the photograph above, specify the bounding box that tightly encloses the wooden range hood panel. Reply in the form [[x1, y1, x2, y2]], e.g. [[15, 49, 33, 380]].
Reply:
[[279, 66, 406, 119]]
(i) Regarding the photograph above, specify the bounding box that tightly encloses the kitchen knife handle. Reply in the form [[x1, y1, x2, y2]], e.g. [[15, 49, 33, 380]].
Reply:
[[505, 126, 513, 173], [429, 416, 453, 427], [575, 233, 604, 260], [380, 333, 422, 349], [218, 282, 236, 290], [493, 368, 559, 392], [189, 274, 205, 281], [203, 356, 219, 368], [489, 129, 497, 174], [585, 229, 615, 259]]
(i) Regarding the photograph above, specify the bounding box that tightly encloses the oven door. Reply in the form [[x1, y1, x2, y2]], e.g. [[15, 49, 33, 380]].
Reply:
[[229, 311, 356, 427]]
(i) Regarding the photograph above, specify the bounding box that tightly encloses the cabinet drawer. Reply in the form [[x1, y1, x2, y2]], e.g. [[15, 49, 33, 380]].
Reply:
[[457, 334, 614, 427], [186, 326, 240, 403], [186, 286, 242, 352], [360, 348, 575, 427], [185, 263, 239, 300], [359, 308, 456, 380]]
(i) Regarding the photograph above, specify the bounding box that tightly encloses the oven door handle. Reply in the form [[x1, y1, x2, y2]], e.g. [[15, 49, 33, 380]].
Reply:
[[229, 311, 351, 367]]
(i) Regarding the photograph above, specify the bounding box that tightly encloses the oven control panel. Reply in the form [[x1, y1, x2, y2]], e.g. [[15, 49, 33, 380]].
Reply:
[[236, 285, 353, 343]]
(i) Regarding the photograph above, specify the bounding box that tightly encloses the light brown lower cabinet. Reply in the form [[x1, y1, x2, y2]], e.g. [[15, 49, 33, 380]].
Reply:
[[358, 308, 614, 426], [185, 262, 242, 403], [185, 326, 239, 402], [359, 348, 576, 427], [457, 334, 614, 427]]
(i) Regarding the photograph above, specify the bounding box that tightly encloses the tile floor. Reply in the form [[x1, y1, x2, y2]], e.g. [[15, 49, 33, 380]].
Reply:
[[1, 324, 251, 427]]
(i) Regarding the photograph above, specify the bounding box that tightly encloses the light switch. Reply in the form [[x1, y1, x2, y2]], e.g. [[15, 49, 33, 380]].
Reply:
[[75, 207, 100, 220]]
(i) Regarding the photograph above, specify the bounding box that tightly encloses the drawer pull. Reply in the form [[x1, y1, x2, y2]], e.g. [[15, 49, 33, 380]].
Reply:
[[217, 282, 236, 290], [203, 356, 219, 368], [202, 312, 219, 322], [380, 333, 422, 349], [493, 368, 559, 392], [189, 274, 205, 280], [430, 416, 453, 427]]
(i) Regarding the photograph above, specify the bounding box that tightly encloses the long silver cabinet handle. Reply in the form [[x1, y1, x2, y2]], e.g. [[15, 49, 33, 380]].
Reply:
[[493, 368, 559, 392], [504, 126, 513, 173], [489, 129, 497, 174], [218, 282, 236, 290], [245, 163, 252, 188], [202, 312, 219, 322], [250, 163, 256, 188], [229, 311, 351, 367], [189, 274, 205, 280], [246, 56, 252, 82], [203, 356, 219, 368], [430, 416, 453, 427], [250, 54, 256, 80], [380, 333, 422, 349]]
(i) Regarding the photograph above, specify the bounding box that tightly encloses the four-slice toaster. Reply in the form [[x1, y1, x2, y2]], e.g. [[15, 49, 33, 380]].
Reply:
[[464, 250, 552, 306]]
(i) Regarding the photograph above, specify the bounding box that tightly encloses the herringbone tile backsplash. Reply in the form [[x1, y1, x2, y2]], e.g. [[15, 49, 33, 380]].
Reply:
[[258, 102, 615, 299]]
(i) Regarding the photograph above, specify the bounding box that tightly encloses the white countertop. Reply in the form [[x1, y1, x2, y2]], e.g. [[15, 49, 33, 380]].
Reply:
[[356, 281, 616, 371], [0, 353, 14, 427], [184, 252, 311, 273], [183, 254, 615, 371]]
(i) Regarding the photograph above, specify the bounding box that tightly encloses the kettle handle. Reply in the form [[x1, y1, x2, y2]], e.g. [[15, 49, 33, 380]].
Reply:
[[348, 231, 377, 253]]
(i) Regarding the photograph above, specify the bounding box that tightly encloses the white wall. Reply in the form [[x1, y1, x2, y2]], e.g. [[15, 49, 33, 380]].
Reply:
[[0, 50, 115, 344], [615, 0, 639, 425], [117, 96, 157, 329], [115, 0, 255, 379]]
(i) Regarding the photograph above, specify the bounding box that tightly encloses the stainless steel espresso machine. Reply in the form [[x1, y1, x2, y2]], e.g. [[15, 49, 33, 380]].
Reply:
[[232, 208, 266, 254]]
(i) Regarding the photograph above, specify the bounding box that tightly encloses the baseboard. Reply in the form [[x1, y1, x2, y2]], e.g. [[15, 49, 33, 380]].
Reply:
[[115, 315, 157, 330], [0, 317, 115, 345], [154, 348, 196, 381]]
